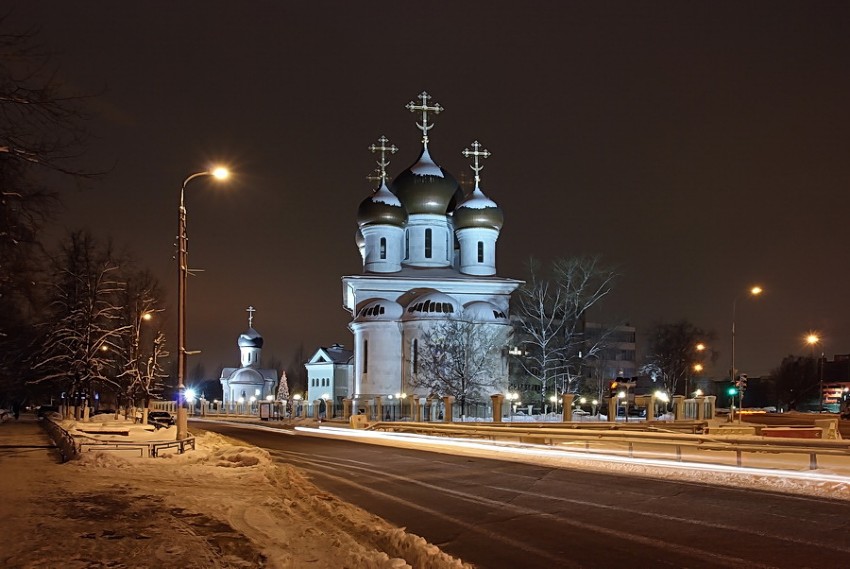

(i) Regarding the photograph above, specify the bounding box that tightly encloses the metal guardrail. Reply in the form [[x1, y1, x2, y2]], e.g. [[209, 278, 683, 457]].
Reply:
[[366, 421, 850, 470], [41, 417, 195, 461]]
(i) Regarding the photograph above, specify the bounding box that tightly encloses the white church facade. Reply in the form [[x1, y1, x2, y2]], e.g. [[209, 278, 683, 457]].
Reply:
[[341, 91, 521, 411]]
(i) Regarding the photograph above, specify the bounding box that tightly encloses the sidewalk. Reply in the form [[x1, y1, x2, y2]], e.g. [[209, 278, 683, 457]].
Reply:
[[0, 414, 268, 568]]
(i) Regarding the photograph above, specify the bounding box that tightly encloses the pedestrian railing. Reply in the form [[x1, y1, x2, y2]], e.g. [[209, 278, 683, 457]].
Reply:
[[41, 417, 195, 461]]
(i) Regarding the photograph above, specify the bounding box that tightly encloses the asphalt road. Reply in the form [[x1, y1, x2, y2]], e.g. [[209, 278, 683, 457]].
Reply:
[[197, 421, 850, 569]]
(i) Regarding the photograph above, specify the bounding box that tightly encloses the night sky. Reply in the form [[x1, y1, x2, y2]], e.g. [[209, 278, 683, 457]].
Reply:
[[11, 2, 850, 380]]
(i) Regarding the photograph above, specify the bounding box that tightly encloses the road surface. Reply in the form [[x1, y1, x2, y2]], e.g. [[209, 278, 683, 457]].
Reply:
[[197, 421, 850, 568]]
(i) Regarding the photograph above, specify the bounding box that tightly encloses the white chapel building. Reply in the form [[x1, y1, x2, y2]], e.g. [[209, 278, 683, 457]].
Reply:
[[341, 91, 521, 410], [219, 307, 278, 407]]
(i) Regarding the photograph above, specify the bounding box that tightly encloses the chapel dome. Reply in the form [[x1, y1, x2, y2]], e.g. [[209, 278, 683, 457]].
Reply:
[[238, 328, 264, 349], [463, 300, 509, 323], [402, 291, 460, 320], [357, 181, 407, 227], [391, 146, 463, 215], [453, 187, 504, 230]]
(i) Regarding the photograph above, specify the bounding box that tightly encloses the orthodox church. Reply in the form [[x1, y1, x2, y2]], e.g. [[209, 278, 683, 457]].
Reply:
[[341, 91, 521, 409], [219, 307, 278, 406]]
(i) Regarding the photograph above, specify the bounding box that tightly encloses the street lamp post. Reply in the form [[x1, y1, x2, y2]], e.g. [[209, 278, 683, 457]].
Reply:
[[176, 167, 229, 440], [730, 285, 763, 422], [806, 333, 823, 411]]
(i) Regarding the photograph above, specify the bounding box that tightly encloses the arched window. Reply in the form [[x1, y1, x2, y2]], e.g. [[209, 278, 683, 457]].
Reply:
[[380, 237, 387, 260], [424, 228, 432, 258], [478, 241, 484, 263]]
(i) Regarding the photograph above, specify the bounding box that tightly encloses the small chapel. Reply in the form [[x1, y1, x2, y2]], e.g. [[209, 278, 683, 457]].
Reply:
[[219, 306, 278, 407], [341, 91, 521, 411]]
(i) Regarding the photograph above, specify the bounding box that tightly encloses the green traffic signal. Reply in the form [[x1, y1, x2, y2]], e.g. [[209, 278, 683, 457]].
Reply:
[[727, 387, 738, 396]]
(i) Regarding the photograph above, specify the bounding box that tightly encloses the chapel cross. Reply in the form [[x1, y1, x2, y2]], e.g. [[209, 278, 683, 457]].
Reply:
[[366, 168, 383, 185], [246, 305, 256, 328], [368, 135, 398, 182], [405, 91, 443, 145], [462, 140, 491, 185]]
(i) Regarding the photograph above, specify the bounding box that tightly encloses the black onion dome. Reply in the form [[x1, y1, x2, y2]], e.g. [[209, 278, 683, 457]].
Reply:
[[238, 327, 264, 348], [357, 181, 407, 227], [391, 146, 462, 215], [453, 187, 504, 230]]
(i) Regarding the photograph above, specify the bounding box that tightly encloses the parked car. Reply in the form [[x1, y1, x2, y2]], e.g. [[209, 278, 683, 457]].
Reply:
[[36, 405, 59, 419], [147, 411, 175, 427]]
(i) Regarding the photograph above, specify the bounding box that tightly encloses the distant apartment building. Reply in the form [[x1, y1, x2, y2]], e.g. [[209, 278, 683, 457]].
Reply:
[[583, 322, 638, 381]]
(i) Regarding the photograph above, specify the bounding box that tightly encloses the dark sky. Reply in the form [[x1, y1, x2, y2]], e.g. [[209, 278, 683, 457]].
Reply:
[[11, 1, 850, 380]]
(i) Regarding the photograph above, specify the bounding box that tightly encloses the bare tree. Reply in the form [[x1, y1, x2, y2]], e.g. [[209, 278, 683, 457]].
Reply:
[[511, 259, 565, 406], [285, 343, 308, 395], [769, 355, 819, 411], [552, 256, 618, 392], [0, 19, 95, 397], [29, 231, 127, 417], [641, 320, 718, 397], [411, 319, 509, 416], [512, 256, 617, 403], [114, 270, 166, 412]]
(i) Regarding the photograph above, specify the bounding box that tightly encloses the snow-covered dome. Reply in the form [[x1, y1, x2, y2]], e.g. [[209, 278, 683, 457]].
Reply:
[[354, 299, 404, 323], [402, 291, 460, 320], [453, 187, 504, 230], [238, 328, 264, 348], [391, 146, 463, 215], [463, 301, 508, 323], [357, 181, 407, 227]]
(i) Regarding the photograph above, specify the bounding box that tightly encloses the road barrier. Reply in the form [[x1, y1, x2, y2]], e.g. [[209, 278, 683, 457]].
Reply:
[[366, 421, 850, 470]]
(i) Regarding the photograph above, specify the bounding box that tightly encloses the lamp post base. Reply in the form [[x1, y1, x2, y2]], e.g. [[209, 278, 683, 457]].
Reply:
[[176, 407, 189, 440]]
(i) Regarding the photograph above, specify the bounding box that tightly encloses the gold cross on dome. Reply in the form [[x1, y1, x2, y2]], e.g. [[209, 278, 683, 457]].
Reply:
[[405, 91, 443, 145], [246, 305, 256, 328], [462, 140, 491, 185], [368, 135, 398, 182]]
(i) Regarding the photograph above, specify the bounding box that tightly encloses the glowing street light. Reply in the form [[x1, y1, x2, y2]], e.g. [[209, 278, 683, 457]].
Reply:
[[806, 332, 824, 411], [176, 166, 231, 440]]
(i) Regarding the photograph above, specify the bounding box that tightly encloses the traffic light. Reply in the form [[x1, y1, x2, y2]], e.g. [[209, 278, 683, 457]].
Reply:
[[737, 374, 748, 390], [727, 386, 738, 396], [608, 381, 619, 397]]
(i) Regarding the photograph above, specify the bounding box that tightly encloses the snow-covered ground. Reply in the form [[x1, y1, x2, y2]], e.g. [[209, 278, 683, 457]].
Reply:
[[3, 410, 850, 568], [0, 413, 469, 568]]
